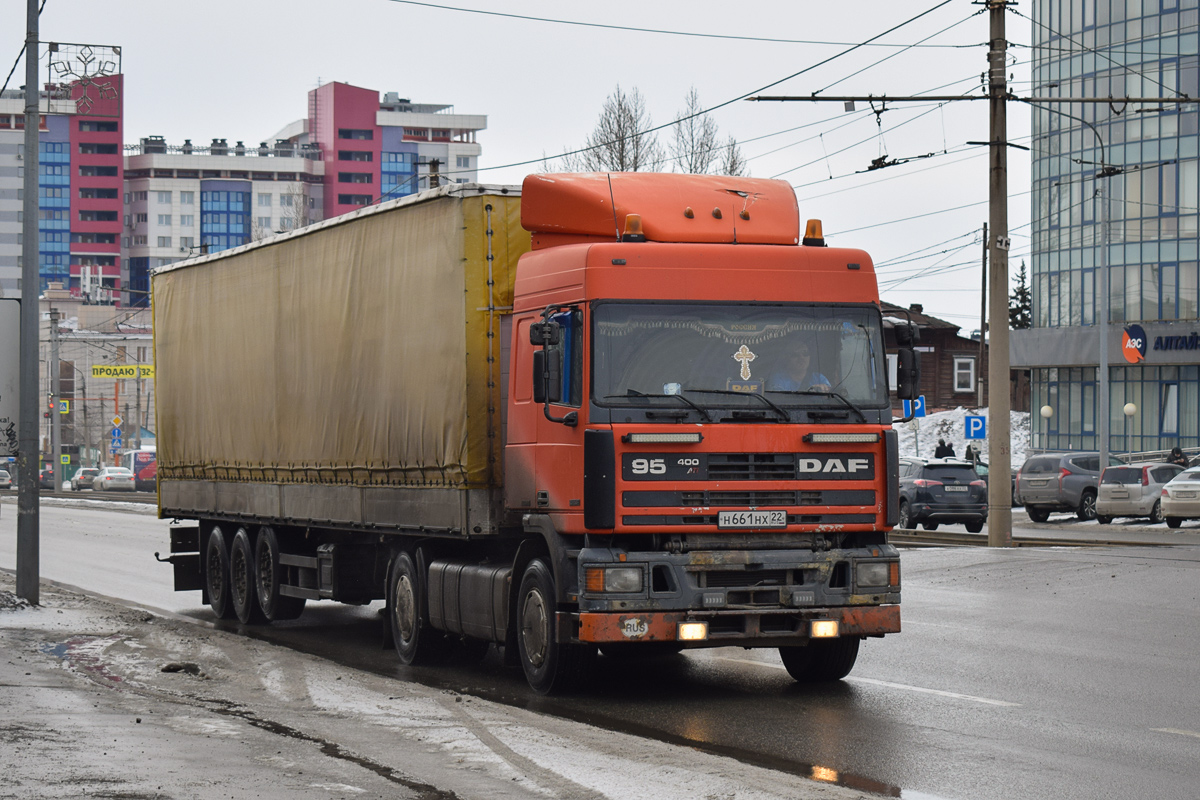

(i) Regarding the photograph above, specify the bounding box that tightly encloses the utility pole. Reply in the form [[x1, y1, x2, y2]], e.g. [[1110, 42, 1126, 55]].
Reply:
[[984, 0, 1012, 547], [16, 0, 40, 603], [50, 309, 61, 491], [134, 345, 143, 450], [979, 221, 987, 410]]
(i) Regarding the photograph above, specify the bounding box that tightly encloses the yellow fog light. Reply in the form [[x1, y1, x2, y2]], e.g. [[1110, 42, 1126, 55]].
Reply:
[[677, 622, 709, 641], [811, 620, 839, 638]]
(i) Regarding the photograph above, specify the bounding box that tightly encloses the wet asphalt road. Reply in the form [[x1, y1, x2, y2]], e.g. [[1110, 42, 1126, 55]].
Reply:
[[3, 498, 1200, 800]]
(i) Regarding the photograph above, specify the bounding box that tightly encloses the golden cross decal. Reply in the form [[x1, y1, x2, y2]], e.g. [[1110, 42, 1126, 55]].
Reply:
[[732, 345, 757, 380]]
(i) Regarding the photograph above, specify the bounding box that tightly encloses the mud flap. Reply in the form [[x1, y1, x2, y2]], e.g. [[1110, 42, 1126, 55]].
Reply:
[[153, 525, 204, 592]]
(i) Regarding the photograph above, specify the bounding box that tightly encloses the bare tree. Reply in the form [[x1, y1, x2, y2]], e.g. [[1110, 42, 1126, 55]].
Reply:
[[279, 183, 313, 231], [669, 87, 720, 174], [717, 135, 749, 177], [564, 85, 664, 172]]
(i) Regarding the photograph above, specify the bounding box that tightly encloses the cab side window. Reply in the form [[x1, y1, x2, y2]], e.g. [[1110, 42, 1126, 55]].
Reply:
[[546, 310, 583, 407]]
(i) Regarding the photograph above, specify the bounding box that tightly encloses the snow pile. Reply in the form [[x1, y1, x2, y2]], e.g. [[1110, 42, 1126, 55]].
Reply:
[[894, 406, 1031, 470]]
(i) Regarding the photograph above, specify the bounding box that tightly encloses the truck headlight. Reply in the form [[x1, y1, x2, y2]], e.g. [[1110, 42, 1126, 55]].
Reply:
[[584, 566, 644, 593], [856, 562, 890, 587]]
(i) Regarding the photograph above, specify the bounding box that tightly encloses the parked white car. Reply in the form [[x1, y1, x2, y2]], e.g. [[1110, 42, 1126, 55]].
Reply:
[[0, 469, 10, 490], [1096, 462, 1184, 524], [1161, 467, 1200, 528]]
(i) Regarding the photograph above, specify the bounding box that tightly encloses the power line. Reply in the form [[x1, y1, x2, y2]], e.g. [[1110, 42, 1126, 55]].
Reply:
[[383, 0, 978, 48], [0, 0, 48, 96]]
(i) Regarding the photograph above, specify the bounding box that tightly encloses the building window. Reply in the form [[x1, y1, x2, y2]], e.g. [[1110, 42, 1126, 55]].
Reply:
[[338, 194, 372, 206], [338, 150, 373, 162], [180, 236, 194, 250], [257, 216, 272, 230], [180, 191, 195, 205], [78, 165, 119, 177], [157, 236, 172, 248], [135, 213, 148, 223], [79, 120, 118, 132], [180, 214, 194, 227], [280, 194, 293, 207], [135, 191, 148, 201], [338, 172, 373, 184], [258, 193, 272, 207], [157, 214, 172, 226], [456, 156, 471, 169], [134, 235, 147, 245], [279, 219, 293, 231], [954, 357, 976, 393], [338, 128, 373, 140], [156, 191, 171, 204], [404, 128, 428, 140]]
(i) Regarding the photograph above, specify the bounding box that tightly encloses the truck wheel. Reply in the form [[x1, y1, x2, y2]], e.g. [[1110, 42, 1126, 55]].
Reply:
[[255, 526, 306, 621], [387, 551, 445, 665], [204, 525, 235, 620], [517, 559, 594, 695], [229, 527, 267, 625], [1149, 501, 1164, 525], [779, 637, 861, 682], [1077, 491, 1097, 521], [1027, 507, 1050, 523], [1166, 517, 1182, 529], [897, 500, 912, 529]]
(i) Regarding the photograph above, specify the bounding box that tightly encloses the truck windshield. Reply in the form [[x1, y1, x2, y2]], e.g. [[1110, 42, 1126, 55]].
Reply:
[[593, 302, 888, 409]]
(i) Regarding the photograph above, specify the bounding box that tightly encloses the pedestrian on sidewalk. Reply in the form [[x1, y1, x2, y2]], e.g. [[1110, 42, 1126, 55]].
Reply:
[[935, 438, 955, 458]]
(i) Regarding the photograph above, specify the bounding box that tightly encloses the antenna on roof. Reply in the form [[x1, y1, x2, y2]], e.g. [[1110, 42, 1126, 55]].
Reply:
[[606, 174, 620, 242]]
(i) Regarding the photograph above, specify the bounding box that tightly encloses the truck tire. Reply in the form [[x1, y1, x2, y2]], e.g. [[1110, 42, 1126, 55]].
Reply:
[[1077, 490, 1097, 521], [387, 551, 445, 665], [255, 526, 306, 622], [516, 559, 594, 695], [204, 525, 235, 620], [230, 527, 267, 625], [779, 637, 860, 682], [1027, 507, 1050, 523]]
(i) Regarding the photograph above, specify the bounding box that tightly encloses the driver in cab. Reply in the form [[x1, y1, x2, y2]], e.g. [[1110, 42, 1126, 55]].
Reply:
[[767, 341, 831, 393]]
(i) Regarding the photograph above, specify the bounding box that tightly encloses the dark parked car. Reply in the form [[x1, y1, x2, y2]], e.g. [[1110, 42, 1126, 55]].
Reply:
[[970, 461, 1019, 506], [898, 457, 988, 532], [1016, 452, 1124, 522]]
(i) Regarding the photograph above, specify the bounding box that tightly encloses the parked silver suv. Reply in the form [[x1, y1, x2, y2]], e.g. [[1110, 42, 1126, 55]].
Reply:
[[1017, 452, 1124, 522], [1097, 462, 1184, 524]]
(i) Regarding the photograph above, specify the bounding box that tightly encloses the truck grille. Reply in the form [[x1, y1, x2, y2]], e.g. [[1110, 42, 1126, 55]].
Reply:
[[708, 454, 796, 481], [703, 569, 790, 588], [624, 490, 876, 508]]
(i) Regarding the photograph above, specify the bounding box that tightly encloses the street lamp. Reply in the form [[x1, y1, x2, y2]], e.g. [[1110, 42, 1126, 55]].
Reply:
[[1040, 404, 1053, 450], [1123, 402, 1137, 453]]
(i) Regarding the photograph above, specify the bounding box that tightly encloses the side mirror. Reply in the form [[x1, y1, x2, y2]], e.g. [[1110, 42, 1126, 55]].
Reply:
[[532, 349, 563, 404], [896, 349, 921, 400], [894, 321, 919, 347], [530, 320, 561, 347]]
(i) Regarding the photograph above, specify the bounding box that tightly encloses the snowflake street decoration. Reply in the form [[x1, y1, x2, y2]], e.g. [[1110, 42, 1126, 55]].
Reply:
[[47, 43, 121, 116]]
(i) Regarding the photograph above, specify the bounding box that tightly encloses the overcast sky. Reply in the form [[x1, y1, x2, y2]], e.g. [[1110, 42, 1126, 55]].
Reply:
[[3, 0, 1034, 330]]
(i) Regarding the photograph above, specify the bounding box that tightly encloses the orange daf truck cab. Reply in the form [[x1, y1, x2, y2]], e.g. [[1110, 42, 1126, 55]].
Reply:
[[503, 173, 917, 692]]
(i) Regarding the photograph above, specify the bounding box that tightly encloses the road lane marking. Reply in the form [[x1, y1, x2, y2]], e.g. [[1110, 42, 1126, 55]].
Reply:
[[1152, 728, 1200, 739], [715, 656, 1022, 707]]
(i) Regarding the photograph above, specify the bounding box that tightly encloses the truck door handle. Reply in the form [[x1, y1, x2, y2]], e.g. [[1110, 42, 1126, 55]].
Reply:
[[536, 491, 549, 507]]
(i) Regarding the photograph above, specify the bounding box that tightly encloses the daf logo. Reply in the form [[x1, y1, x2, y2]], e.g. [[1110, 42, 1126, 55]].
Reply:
[[797, 458, 871, 474]]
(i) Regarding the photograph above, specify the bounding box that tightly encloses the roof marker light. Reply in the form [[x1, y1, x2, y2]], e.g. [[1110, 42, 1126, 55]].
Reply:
[[803, 219, 826, 246], [621, 214, 646, 242]]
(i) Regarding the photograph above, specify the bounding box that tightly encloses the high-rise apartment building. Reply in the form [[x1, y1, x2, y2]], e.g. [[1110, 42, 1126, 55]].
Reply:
[[1013, 0, 1200, 452], [119, 81, 485, 304], [0, 76, 124, 299]]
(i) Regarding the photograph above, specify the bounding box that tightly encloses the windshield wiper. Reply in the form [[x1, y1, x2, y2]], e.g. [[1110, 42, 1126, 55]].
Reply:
[[768, 389, 867, 423], [604, 390, 712, 421], [683, 388, 789, 422]]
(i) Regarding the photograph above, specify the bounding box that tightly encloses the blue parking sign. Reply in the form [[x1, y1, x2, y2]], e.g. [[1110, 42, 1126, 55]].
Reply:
[[965, 415, 986, 439], [902, 396, 926, 418]]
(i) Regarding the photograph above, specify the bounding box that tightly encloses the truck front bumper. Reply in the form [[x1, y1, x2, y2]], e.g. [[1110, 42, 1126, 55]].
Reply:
[[561, 603, 900, 647]]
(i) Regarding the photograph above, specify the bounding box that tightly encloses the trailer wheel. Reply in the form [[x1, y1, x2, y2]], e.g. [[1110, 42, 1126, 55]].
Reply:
[[255, 526, 306, 621], [387, 551, 445, 665], [230, 527, 267, 625], [516, 559, 594, 695], [779, 637, 860, 683], [204, 525, 235, 620]]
